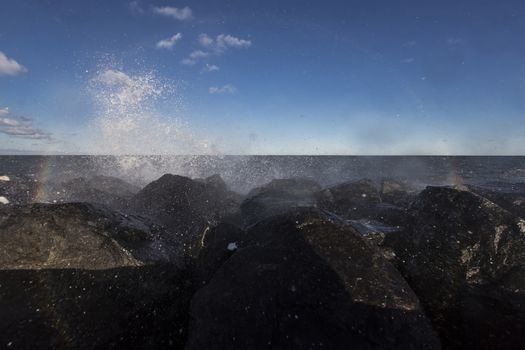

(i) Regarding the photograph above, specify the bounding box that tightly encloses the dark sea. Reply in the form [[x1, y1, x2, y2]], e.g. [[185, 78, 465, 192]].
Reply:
[[1, 155, 525, 204]]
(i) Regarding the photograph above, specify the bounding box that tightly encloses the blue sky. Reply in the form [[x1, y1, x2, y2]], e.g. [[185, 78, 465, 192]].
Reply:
[[0, 0, 524, 154]]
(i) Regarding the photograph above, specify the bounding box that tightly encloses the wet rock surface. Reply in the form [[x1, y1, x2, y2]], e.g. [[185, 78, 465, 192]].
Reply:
[[315, 179, 382, 219], [240, 178, 321, 227], [0, 202, 169, 269], [187, 209, 440, 350], [384, 186, 525, 349], [130, 174, 242, 256], [0, 265, 193, 350], [3, 172, 525, 349]]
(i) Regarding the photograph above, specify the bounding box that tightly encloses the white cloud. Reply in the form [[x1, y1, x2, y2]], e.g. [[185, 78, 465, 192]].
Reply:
[[216, 34, 252, 49], [180, 50, 210, 65], [0, 112, 52, 141], [202, 64, 219, 73], [401, 57, 415, 64], [129, 1, 144, 14], [198, 33, 214, 48], [0, 51, 27, 76], [181, 58, 197, 65], [182, 33, 252, 66], [209, 84, 237, 94], [189, 50, 209, 59], [156, 33, 183, 49], [153, 6, 193, 20], [0, 107, 8, 117], [198, 33, 252, 52]]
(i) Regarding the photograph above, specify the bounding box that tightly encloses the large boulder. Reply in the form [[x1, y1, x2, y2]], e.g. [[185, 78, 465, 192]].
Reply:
[[466, 183, 525, 219], [316, 179, 381, 219], [0, 265, 193, 349], [130, 174, 241, 256], [380, 178, 418, 208], [193, 222, 247, 285], [240, 178, 321, 227], [187, 209, 440, 349], [0, 202, 195, 349], [384, 186, 525, 349], [0, 202, 169, 269]]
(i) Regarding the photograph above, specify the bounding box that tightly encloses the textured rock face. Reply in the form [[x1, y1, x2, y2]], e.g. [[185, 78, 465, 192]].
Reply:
[[187, 209, 440, 350], [467, 183, 525, 219], [130, 174, 242, 256], [380, 178, 418, 208], [316, 179, 381, 219], [241, 178, 321, 227], [384, 186, 525, 349], [0, 203, 167, 269], [0, 265, 193, 350], [193, 222, 247, 285]]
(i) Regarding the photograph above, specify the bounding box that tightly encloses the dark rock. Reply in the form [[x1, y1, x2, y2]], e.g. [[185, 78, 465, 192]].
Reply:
[[0, 265, 193, 349], [316, 179, 381, 219], [467, 183, 525, 219], [380, 178, 418, 208], [241, 178, 321, 227], [187, 208, 440, 350], [194, 222, 247, 285], [130, 174, 242, 256], [371, 202, 411, 228], [246, 178, 322, 198], [0, 203, 169, 269], [384, 186, 525, 349]]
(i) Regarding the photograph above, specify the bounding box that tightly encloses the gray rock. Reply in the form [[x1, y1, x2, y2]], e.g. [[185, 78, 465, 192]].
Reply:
[[241, 178, 321, 227], [316, 179, 381, 219], [0, 202, 168, 269], [187, 208, 440, 350], [384, 186, 525, 349], [130, 174, 242, 257]]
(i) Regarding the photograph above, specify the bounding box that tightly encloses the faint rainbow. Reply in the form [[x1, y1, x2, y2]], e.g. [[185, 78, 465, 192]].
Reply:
[[446, 157, 466, 189], [32, 157, 53, 203]]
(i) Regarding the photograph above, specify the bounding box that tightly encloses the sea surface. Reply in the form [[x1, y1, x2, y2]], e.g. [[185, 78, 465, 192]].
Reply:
[[1, 155, 525, 204]]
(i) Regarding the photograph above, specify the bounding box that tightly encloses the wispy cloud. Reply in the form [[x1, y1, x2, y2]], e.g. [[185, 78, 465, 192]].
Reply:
[[0, 51, 27, 76], [182, 33, 252, 66], [153, 6, 193, 20], [202, 64, 219, 73], [156, 33, 183, 49], [216, 34, 252, 49], [181, 50, 210, 65], [199, 33, 214, 48], [199, 33, 252, 53], [181, 58, 197, 66], [0, 110, 52, 141], [209, 84, 237, 94], [447, 37, 464, 45], [401, 57, 415, 64], [0, 107, 8, 117], [128, 1, 144, 14]]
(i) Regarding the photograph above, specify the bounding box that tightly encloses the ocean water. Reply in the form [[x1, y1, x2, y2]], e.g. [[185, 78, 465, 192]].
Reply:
[[1, 155, 524, 204]]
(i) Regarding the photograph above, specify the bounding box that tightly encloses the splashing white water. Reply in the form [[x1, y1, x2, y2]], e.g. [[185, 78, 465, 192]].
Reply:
[[88, 67, 214, 155]]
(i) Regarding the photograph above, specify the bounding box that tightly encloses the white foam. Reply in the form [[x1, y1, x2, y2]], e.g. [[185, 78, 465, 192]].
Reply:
[[0, 196, 9, 204], [0, 175, 10, 181], [227, 242, 238, 251]]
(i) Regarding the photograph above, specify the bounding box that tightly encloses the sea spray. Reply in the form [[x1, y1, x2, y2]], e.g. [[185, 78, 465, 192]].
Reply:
[[86, 66, 220, 182]]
